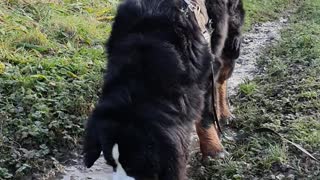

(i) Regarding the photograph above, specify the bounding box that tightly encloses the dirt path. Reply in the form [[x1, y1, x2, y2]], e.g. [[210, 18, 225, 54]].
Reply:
[[58, 15, 289, 180], [228, 16, 289, 94], [59, 157, 113, 180]]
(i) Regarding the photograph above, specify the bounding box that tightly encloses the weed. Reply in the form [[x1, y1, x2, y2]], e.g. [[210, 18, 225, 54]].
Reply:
[[0, 62, 5, 74], [260, 144, 288, 169], [239, 80, 257, 96]]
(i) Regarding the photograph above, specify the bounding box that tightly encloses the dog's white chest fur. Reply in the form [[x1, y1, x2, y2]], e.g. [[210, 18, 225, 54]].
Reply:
[[112, 144, 135, 180]]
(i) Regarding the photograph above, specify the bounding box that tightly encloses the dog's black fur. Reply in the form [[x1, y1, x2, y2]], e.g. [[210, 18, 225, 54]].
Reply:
[[83, 0, 244, 179]]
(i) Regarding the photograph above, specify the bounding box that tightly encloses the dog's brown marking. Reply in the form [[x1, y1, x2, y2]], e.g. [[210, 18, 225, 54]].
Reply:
[[205, 0, 244, 123], [215, 80, 233, 120], [196, 121, 223, 157], [216, 56, 234, 84], [215, 56, 234, 121], [194, 0, 244, 161]]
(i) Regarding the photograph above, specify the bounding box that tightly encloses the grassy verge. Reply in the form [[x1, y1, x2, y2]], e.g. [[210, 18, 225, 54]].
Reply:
[[243, 0, 299, 30], [190, 0, 320, 179], [0, 0, 118, 179]]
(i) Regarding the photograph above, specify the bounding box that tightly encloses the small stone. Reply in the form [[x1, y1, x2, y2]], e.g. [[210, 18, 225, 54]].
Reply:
[[280, 18, 288, 23], [280, 164, 291, 172], [276, 174, 285, 180], [198, 166, 206, 175], [233, 174, 243, 179], [287, 174, 295, 180], [70, 175, 79, 180]]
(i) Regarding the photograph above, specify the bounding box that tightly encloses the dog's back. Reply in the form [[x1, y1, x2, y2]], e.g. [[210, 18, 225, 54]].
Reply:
[[84, 0, 213, 179]]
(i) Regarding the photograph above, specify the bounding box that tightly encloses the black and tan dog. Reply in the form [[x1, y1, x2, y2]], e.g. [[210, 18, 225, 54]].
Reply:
[[83, 0, 244, 179], [197, 0, 245, 158]]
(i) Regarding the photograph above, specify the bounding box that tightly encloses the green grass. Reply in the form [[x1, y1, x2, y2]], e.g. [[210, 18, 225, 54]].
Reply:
[[239, 80, 257, 96], [0, 0, 118, 179], [190, 0, 320, 179], [0, 0, 317, 179], [243, 0, 299, 30]]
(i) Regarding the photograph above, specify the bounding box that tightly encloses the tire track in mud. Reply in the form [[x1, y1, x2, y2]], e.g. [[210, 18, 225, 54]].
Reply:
[[58, 15, 290, 180]]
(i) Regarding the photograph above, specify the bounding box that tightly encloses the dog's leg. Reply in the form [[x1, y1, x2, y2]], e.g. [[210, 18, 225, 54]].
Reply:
[[214, 56, 235, 123], [196, 83, 226, 159], [214, 0, 245, 124], [215, 36, 241, 123], [196, 121, 226, 158], [205, 0, 231, 123]]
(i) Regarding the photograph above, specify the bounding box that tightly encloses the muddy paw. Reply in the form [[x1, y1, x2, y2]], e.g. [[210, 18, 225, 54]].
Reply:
[[213, 149, 229, 159], [220, 114, 236, 126], [202, 149, 229, 162]]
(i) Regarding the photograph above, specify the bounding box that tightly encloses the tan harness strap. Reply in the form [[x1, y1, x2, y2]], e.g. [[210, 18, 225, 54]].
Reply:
[[183, 0, 210, 42]]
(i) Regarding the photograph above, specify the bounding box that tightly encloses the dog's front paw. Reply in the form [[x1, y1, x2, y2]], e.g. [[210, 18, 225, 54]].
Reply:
[[220, 114, 236, 126], [202, 148, 229, 160]]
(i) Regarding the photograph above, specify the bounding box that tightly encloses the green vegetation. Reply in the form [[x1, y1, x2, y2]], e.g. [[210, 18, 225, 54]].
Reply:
[[0, 0, 117, 178], [243, 0, 299, 30], [1, 0, 319, 179], [190, 0, 320, 179], [239, 81, 257, 96]]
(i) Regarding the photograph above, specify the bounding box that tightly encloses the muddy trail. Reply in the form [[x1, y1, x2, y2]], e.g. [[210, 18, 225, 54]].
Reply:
[[58, 15, 290, 180]]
